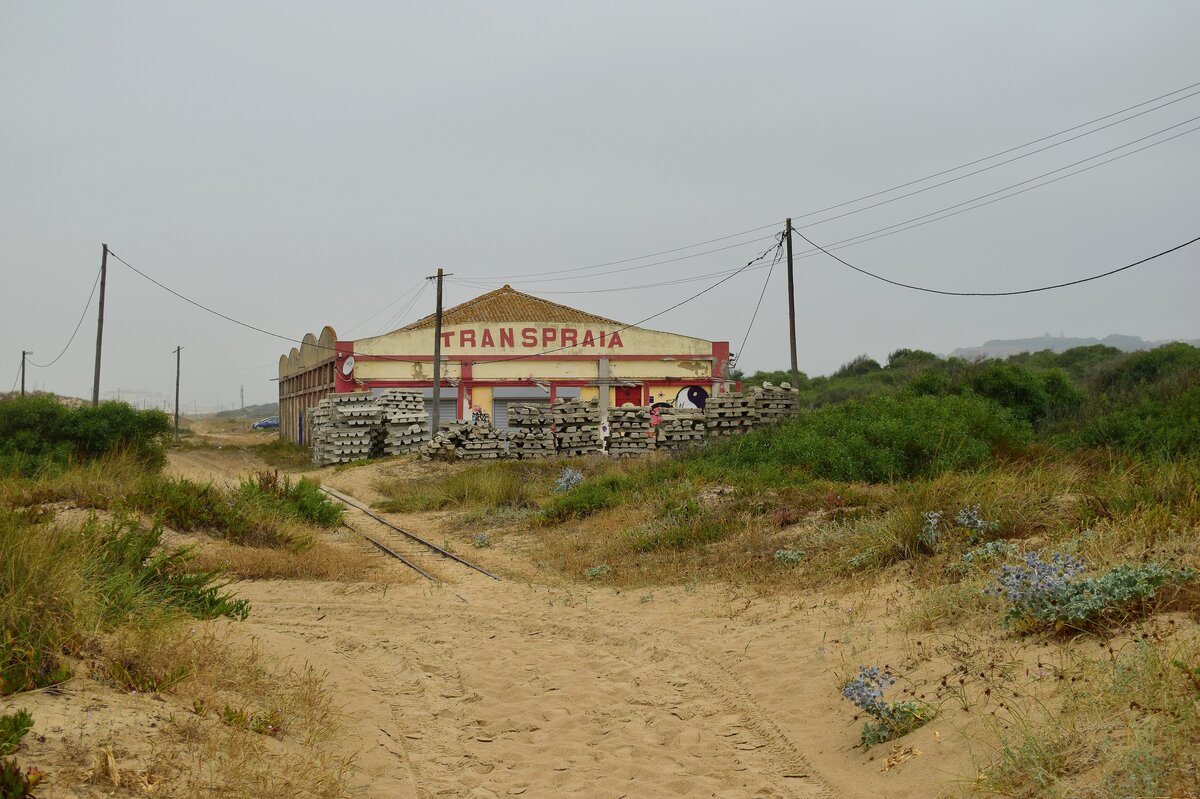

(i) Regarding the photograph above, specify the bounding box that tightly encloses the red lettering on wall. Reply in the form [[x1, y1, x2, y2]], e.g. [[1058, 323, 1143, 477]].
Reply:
[[459, 330, 476, 347], [481, 329, 495, 348], [542, 327, 557, 347], [580, 330, 595, 347], [561, 328, 578, 348], [440, 331, 454, 348], [521, 328, 537, 347], [599, 331, 606, 347], [608, 330, 623, 348], [500, 328, 514, 348]]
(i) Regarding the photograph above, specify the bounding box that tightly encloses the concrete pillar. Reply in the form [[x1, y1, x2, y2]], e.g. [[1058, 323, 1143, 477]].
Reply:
[[598, 357, 610, 425]]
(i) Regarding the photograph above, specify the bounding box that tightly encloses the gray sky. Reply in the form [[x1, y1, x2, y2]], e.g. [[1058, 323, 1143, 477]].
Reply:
[[3, 2, 1198, 410]]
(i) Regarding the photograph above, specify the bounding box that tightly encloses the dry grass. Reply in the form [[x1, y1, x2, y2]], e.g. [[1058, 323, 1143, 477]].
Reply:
[[187, 537, 397, 582], [93, 623, 355, 798]]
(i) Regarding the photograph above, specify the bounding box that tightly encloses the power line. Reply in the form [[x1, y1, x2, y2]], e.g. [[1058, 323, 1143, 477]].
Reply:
[[734, 243, 782, 362], [341, 279, 426, 336], [454, 118, 1200, 296], [377, 280, 430, 335], [786, 119, 1200, 263], [184, 355, 279, 371], [787, 84, 1200, 229], [476, 222, 783, 281], [28, 265, 103, 368], [795, 228, 1200, 296], [108, 249, 324, 349], [515, 107, 1200, 287], [478, 234, 785, 366], [467, 78, 1200, 283]]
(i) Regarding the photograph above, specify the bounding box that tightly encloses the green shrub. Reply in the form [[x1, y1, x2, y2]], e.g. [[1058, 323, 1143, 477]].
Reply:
[[539, 475, 628, 522], [0, 757, 40, 797], [0, 396, 169, 477], [698, 394, 1030, 483], [237, 471, 342, 527], [0, 711, 32, 756], [1077, 385, 1200, 457], [126, 473, 324, 549], [1, 512, 247, 696], [987, 553, 1195, 632]]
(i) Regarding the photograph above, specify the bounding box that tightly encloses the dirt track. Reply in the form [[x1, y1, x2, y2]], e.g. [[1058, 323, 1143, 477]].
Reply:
[[165, 448, 964, 799]]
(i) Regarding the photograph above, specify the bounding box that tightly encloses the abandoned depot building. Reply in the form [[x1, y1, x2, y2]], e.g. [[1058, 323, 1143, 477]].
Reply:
[[276, 285, 735, 445]]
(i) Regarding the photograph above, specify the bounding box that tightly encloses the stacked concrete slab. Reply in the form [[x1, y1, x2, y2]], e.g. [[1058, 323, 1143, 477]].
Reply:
[[704, 392, 758, 437], [654, 408, 706, 451], [607, 406, 655, 457], [310, 392, 379, 464], [507, 404, 554, 459], [552, 397, 602, 457], [419, 421, 510, 461], [376, 389, 429, 456], [749, 382, 799, 425], [307, 400, 332, 466]]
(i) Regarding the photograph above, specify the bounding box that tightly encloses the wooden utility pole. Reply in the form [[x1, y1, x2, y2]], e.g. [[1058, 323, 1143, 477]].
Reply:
[[92, 243, 109, 406], [20, 350, 30, 396], [429, 268, 445, 436], [173, 346, 182, 440], [785, 218, 800, 393]]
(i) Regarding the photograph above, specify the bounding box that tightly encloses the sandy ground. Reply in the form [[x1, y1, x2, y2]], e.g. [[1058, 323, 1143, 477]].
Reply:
[[156, 449, 980, 797]]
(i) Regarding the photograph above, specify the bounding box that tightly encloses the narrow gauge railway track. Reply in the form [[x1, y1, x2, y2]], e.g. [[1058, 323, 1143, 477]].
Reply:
[[319, 485, 501, 583]]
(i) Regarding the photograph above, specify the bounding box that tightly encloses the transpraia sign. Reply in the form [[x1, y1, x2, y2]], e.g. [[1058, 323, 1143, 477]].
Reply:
[[437, 326, 624, 350]]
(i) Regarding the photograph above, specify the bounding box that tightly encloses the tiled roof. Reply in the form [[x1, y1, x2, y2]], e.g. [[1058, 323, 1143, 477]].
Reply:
[[401, 285, 623, 331]]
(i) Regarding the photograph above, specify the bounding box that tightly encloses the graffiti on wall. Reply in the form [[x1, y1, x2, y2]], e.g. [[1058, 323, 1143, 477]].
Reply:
[[674, 385, 709, 410]]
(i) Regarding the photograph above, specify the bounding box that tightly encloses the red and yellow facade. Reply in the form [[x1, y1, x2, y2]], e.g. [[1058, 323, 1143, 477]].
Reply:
[[278, 286, 732, 443]]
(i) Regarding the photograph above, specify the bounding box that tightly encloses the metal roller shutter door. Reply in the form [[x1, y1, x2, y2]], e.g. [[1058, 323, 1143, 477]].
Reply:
[[493, 399, 549, 430]]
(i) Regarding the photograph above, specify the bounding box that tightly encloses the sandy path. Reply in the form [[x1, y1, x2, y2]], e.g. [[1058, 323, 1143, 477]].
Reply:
[[160, 453, 962, 797], [237, 575, 838, 799]]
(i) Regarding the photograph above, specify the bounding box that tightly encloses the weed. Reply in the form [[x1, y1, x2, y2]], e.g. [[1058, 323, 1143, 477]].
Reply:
[[0, 758, 42, 797], [554, 467, 584, 493], [840, 665, 935, 746], [0, 711, 32, 755], [585, 564, 611, 580], [774, 549, 805, 565], [985, 552, 1195, 632], [471, 532, 491, 548]]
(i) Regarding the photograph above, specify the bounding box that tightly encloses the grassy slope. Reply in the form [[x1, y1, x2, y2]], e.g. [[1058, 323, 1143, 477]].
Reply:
[[370, 345, 1200, 797]]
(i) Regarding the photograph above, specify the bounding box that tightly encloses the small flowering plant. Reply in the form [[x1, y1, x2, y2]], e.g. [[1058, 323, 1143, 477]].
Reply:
[[955, 505, 1000, 542], [984, 551, 1195, 632], [554, 467, 584, 493], [840, 665, 935, 747], [918, 511, 942, 551]]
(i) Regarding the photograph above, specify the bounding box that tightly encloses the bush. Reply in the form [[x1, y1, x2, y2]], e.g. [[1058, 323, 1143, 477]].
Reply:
[[0, 396, 170, 477], [841, 665, 935, 746], [0, 711, 32, 756], [1, 512, 247, 696], [539, 475, 628, 523], [985, 552, 1195, 632], [126, 472, 333, 549], [699, 394, 1030, 483], [1077, 385, 1200, 457]]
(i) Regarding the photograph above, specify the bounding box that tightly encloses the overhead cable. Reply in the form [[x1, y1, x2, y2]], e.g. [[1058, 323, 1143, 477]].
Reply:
[[28, 265, 103, 368], [795, 228, 1200, 296], [471, 78, 1200, 282], [454, 118, 1200, 295], [477, 234, 786, 366], [342, 279, 426, 336]]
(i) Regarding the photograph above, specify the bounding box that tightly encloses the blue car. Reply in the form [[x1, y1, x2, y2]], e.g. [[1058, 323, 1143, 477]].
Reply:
[[251, 416, 280, 430]]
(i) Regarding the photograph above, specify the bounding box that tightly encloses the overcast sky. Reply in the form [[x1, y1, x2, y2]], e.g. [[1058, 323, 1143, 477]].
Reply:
[[2, 2, 1198, 410]]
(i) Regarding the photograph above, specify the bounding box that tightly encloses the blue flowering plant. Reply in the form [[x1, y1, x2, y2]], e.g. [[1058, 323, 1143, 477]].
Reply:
[[554, 467, 584, 494], [984, 551, 1195, 632], [955, 505, 1000, 543], [840, 665, 935, 746]]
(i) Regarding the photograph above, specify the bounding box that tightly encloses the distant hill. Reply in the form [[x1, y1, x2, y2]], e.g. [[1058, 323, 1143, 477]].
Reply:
[[951, 334, 1200, 360], [211, 402, 279, 420]]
